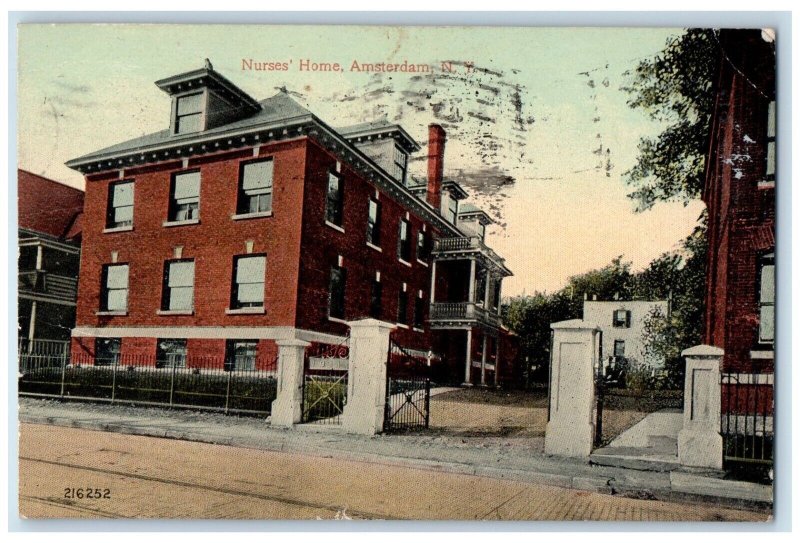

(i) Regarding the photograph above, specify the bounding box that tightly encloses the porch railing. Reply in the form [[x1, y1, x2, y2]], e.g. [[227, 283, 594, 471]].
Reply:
[[429, 302, 501, 327]]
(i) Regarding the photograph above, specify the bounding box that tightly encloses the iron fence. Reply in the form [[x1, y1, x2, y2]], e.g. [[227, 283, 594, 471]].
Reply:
[[384, 337, 431, 432], [18, 347, 277, 416], [721, 368, 774, 466]]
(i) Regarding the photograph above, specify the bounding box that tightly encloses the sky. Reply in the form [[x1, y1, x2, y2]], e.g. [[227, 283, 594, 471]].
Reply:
[[17, 25, 706, 296]]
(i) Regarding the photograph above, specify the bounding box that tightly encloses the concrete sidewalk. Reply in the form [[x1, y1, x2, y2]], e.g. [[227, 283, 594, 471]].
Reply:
[[17, 397, 772, 511]]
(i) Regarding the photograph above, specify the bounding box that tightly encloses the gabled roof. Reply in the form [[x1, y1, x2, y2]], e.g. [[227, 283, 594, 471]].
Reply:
[[18, 169, 84, 242], [155, 66, 262, 114], [66, 92, 313, 167]]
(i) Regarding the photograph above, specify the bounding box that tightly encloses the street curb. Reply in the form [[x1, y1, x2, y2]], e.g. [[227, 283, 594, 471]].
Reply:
[[19, 414, 772, 512]]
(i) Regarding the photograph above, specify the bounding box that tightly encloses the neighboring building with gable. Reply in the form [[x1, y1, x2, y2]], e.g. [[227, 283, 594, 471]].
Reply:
[[18, 169, 84, 344], [64, 64, 512, 385]]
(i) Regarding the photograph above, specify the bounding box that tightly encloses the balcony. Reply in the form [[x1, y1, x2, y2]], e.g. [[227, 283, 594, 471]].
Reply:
[[432, 236, 511, 276], [19, 271, 78, 303], [429, 301, 501, 329]]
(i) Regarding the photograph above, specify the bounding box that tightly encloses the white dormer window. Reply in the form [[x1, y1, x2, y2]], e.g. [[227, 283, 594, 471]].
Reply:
[[442, 192, 458, 224], [391, 144, 408, 184], [174, 92, 204, 135]]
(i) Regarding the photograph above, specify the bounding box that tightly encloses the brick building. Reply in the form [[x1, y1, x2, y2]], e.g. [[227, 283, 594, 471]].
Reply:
[[65, 64, 512, 384], [702, 30, 775, 412], [18, 169, 83, 344]]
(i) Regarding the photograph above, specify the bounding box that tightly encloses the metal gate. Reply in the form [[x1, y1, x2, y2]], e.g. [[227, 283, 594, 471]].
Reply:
[[383, 338, 431, 432], [593, 359, 684, 447], [720, 367, 774, 467], [301, 336, 349, 425]]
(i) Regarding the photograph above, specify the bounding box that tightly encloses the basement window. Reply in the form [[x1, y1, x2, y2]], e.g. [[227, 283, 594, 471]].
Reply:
[[156, 338, 187, 369], [225, 340, 258, 372]]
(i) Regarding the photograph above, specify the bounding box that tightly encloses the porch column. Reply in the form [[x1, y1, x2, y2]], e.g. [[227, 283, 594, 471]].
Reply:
[[544, 319, 600, 458], [467, 259, 477, 303], [270, 338, 310, 427], [678, 345, 724, 469], [341, 318, 396, 435], [463, 328, 473, 385], [494, 336, 501, 388], [480, 334, 488, 386], [495, 279, 503, 315], [484, 273, 492, 308], [429, 260, 437, 304], [27, 301, 37, 345]]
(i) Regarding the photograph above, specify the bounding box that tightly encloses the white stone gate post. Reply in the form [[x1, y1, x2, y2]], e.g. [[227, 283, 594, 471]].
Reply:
[[544, 319, 601, 458], [270, 338, 310, 427], [678, 345, 724, 469], [341, 318, 396, 435]]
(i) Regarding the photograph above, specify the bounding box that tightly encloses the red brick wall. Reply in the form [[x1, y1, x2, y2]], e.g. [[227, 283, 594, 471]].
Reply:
[[295, 138, 440, 351], [703, 30, 775, 375], [75, 140, 307, 330], [19, 169, 84, 240]]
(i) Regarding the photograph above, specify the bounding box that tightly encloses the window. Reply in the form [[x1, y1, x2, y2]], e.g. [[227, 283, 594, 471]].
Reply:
[[238, 159, 273, 214], [169, 171, 201, 221], [366, 199, 381, 246], [445, 193, 458, 224], [325, 171, 344, 227], [370, 278, 382, 319], [391, 145, 408, 183], [476, 270, 487, 306], [397, 290, 409, 325], [398, 219, 412, 262], [225, 340, 258, 371], [613, 340, 625, 358], [759, 254, 775, 343], [106, 181, 134, 228], [231, 255, 266, 309], [162, 260, 195, 311], [612, 309, 631, 328], [478, 222, 486, 240], [766, 100, 776, 181], [414, 295, 425, 330], [156, 339, 187, 369], [101, 264, 129, 312], [492, 280, 502, 311], [329, 266, 347, 319], [175, 92, 203, 135], [417, 230, 431, 261], [95, 338, 121, 367]]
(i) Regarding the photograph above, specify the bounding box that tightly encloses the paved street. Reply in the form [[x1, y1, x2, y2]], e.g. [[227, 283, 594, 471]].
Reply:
[[19, 423, 768, 521]]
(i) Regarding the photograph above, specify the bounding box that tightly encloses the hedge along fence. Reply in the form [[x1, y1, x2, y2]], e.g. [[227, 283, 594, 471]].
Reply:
[[19, 352, 278, 417]]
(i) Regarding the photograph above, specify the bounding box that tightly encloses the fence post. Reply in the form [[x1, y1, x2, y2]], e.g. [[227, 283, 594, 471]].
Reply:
[[678, 345, 723, 469], [59, 350, 67, 397], [224, 369, 233, 414], [544, 319, 600, 458], [270, 339, 311, 427], [341, 318, 396, 435], [169, 362, 177, 406]]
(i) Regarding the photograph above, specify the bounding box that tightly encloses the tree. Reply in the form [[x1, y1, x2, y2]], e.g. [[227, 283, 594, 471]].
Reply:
[[621, 29, 718, 211]]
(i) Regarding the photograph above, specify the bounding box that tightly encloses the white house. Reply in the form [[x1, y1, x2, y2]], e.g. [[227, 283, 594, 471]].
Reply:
[[582, 299, 670, 370]]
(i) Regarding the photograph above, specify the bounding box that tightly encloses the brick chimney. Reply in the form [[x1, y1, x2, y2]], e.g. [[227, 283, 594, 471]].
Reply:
[[426, 124, 446, 210]]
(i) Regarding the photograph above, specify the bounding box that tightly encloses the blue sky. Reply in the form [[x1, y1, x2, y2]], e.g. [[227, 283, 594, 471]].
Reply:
[[17, 25, 706, 295]]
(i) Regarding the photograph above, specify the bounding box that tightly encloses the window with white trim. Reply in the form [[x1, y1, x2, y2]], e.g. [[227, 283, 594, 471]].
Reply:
[[612, 309, 631, 328], [175, 92, 203, 135], [156, 338, 187, 368], [162, 259, 195, 311], [329, 265, 347, 319], [397, 289, 409, 325], [398, 219, 412, 262], [225, 339, 258, 371], [231, 255, 266, 309], [326, 171, 344, 227], [238, 159, 273, 214], [106, 181, 134, 228], [759, 253, 775, 343], [367, 198, 381, 246], [101, 264, 129, 312], [169, 171, 201, 221], [766, 100, 776, 181]]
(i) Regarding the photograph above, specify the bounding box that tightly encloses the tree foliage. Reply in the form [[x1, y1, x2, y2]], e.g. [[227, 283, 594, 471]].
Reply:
[[621, 29, 718, 211]]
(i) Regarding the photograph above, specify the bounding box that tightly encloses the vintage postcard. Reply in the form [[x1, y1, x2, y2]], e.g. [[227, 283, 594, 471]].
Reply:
[[16, 24, 776, 522]]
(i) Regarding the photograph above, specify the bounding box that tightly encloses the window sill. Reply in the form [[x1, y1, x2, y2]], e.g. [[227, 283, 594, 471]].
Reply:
[[398, 258, 412, 268], [225, 307, 265, 315], [325, 220, 345, 234], [163, 218, 200, 228], [417, 259, 429, 267], [750, 349, 774, 360], [103, 225, 133, 234], [157, 309, 194, 316], [413, 327, 425, 333], [758, 180, 775, 190], [366, 242, 383, 253], [328, 316, 348, 325], [232, 211, 273, 221], [96, 310, 127, 316], [395, 323, 410, 329]]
